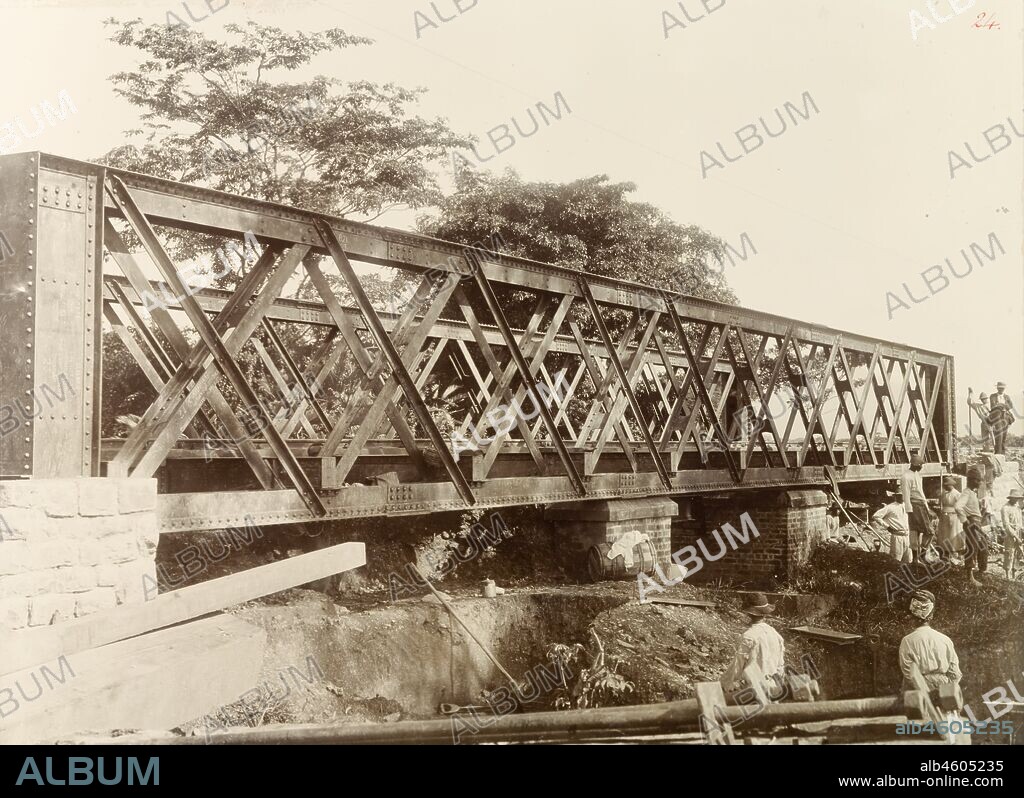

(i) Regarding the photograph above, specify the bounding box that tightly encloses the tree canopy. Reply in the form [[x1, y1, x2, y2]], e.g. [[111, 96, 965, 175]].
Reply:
[[418, 169, 737, 306], [100, 19, 469, 221]]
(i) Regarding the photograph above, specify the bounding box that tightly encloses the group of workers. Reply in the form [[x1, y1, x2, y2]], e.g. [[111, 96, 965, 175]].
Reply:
[[720, 589, 960, 731], [717, 450, 1024, 736], [969, 381, 1017, 455], [867, 455, 1023, 584]]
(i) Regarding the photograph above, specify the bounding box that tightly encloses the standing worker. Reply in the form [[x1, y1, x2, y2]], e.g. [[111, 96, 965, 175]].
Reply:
[[1002, 488, 1023, 580], [968, 391, 993, 451], [898, 590, 962, 691], [957, 471, 988, 585], [898, 590, 963, 744], [721, 593, 786, 701], [870, 487, 912, 565], [936, 477, 966, 563], [989, 383, 1015, 455], [902, 453, 936, 566]]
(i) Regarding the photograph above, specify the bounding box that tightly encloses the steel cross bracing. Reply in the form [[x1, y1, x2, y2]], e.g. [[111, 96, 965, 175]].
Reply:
[[0, 153, 956, 532]]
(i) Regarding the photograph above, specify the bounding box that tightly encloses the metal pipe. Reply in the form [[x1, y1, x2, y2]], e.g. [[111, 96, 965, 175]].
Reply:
[[409, 564, 518, 686], [108, 695, 911, 746]]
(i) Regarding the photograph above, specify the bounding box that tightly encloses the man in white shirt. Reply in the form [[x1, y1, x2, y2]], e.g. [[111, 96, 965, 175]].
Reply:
[[871, 489, 911, 564], [898, 589, 963, 744], [721, 593, 786, 701], [901, 453, 935, 565], [898, 589, 962, 692], [1002, 489, 1023, 579]]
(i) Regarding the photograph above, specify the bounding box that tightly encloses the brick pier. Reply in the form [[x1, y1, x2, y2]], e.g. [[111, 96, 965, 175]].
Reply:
[[544, 497, 679, 578], [672, 489, 828, 588]]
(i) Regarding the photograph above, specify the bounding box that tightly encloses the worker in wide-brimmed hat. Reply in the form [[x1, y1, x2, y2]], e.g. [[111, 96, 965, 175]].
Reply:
[[901, 453, 936, 566], [898, 590, 961, 693], [1002, 488, 1023, 579], [870, 485, 911, 564], [936, 476, 966, 562], [989, 382, 1015, 455], [971, 391, 995, 451], [721, 593, 786, 700]]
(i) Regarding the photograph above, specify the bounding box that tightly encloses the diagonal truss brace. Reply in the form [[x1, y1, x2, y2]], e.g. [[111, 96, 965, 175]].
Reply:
[[314, 219, 476, 506], [577, 278, 671, 490]]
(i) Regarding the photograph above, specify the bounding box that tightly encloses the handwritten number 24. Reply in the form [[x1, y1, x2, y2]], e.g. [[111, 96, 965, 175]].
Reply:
[[973, 12, 1000, 30]]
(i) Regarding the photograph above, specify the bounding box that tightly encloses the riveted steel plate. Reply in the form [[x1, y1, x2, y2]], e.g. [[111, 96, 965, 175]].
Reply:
[[38, 177, 87, 214], [32, 167, 92, 477], [0, 153, 40, 477]]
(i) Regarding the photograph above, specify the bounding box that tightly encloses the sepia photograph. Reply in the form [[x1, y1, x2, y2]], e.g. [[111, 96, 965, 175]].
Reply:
[[0, 0, 1021, 785]]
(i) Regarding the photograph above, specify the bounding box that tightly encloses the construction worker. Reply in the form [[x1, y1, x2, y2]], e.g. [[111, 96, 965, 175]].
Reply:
[[1002, 489, 1023, 579], [869, 487, 911, 564], [969, 391, 993, 450], [898, 589, 963, 744], [989, 384, 1015, 455], [936, 477, 966, 562], [721, 593, 786, 701], [957, 471, 988, 585], [898, 589, 962, 693], [901, 453, 935, 566]]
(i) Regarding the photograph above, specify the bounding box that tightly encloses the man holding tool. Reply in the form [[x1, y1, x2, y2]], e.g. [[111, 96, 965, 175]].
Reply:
[[901, 453, 936, 567]]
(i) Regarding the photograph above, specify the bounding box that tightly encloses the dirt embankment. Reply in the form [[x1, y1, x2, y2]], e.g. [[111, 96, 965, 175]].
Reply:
[[157, 506, 1024, 734]]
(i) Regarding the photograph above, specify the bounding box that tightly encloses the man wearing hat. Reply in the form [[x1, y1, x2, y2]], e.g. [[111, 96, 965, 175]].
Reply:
[[898, 589, 962, 738], [956, 470, 988, 585], [969, 391, 994, 450], [936, 476, 966, 562], [901, 453, 936, 566], [989, 383, 1015, 455], [869, 486, 911, 564], [1001, 489, 1023, 579], [721, 593, 786, 700]]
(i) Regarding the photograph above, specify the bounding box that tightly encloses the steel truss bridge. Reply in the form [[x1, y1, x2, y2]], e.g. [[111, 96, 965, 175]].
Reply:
[[0, 153, 956, 533]]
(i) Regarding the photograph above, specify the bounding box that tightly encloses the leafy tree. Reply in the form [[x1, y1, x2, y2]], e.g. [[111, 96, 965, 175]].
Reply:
[[101, 19, 469, 221], [97, 19, 471, 434], [417, 168, 737, 312]]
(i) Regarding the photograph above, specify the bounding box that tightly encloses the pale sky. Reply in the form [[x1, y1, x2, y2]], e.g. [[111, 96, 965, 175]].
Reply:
[[1, 0, 1021, 434]]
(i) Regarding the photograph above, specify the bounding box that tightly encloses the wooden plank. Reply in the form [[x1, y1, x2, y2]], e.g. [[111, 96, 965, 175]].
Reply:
[[2, 542, 365, 677], [0, 614, 265, 744], [695, 681, 738, 744], [789, 625, 862, 645], [648, 598, 718, 609]]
